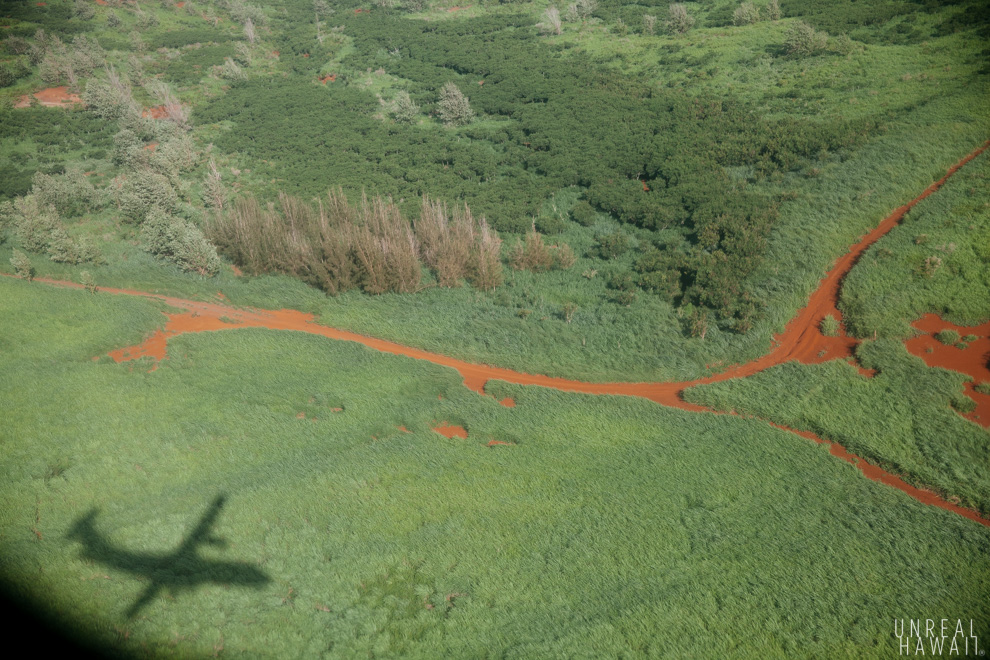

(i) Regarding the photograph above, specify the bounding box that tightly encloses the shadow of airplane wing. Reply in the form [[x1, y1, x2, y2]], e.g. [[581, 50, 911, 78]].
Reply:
[[125, 581, 164, 619], [175, 495, 227, 556]]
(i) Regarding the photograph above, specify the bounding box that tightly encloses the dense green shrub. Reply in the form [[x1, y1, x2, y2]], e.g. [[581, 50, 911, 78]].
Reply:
[[116, 169, 178, 222], [935, 329, 961, 345], [141, 210, 222, 276], [534, 214, 567, 235], [10, 249, 33, 280], [785, 21, 829, 57], [592, 230, 629, 260], [821, 314, 840, 337], [570, 201, 596, 227]]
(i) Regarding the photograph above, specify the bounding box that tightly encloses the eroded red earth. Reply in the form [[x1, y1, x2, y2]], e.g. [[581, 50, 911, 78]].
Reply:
[[14, 86, 84, 108], [905, 314, 990, 426], [18, 142, 990, 527]]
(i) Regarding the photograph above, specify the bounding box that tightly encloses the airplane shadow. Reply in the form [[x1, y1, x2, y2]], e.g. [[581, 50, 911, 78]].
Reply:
[[66, 495, 270, 619]]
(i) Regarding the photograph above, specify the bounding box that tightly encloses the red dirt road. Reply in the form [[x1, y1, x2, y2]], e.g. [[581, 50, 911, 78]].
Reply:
[[16, 141, 990, 527]]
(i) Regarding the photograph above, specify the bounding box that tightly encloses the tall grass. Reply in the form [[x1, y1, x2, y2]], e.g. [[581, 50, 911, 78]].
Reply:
[[1, 277, 987, 657]]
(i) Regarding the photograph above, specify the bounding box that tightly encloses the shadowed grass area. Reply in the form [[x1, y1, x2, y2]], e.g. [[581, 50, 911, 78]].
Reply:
[[1, 277, 987, 656]]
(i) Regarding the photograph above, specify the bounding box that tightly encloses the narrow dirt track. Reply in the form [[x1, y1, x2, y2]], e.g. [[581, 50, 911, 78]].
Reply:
[[21, 141, 990, 527]]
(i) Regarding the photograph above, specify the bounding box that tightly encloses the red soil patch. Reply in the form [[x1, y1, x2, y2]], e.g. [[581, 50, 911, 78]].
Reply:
[[177, 1, 185, 7], [95, 0, 108, 5], [142, 105, 168, 119], [144, 142, 158, 152], [272, 51, 280, 57], [432, 424, 467, 439], [302, 53, 310, 58], [397, 425, 411, 433], [319, 74, 337, 84], [14, 87, 84, 109], [499, 397, 515, 408], [486, 439, 515, 447], [641, 180, 649, 192], [354, 8, 368, 13], [16, 142, 990, 528], [904, 314, 990, 427], [37, 2, 46, 6], [230, 264, 243, 276]]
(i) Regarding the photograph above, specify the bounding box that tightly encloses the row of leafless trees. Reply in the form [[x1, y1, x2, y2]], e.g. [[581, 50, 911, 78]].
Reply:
[[207, 192, 504, 295]]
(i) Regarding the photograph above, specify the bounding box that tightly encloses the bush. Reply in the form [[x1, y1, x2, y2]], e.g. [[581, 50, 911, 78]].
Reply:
[[592, 230, 629, 260], [552, 242, 576, 270], [388, 91, 419, 124], [32, 168, 102, 216], [666, 4, 695, 34], [569, 201, 595, 227], [733, 2, 760, 26], [975, 383, 990, 396], [10, 249, 33, 280], [935, 329, 960, 345], [84, 67, 136, 120], [820, 314, 840, 337], [142, 210, 222, 276], [510, 230, 554, 272], [535, 214, 567, 235], [437, 82, 473, 127], [784, 21, 828, 57], [219, 57, 248, 82], [116, 169, 178, 222]]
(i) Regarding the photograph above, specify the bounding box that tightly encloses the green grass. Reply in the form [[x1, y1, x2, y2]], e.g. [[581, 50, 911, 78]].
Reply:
[[2, 276, 989, 657], [841, 149, 990, 338]]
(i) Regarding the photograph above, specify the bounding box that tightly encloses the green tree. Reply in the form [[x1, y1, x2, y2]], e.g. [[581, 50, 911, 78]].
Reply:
[[437, 82, 473, 127]]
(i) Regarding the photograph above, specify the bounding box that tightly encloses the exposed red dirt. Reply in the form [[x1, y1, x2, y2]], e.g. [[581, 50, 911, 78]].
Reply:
[[95, 0, 108, 5], [13, 142, 989, 527], [142, 105, 168, 119], [905, 314, 990, 427], [144, 142, 158, 152], [319, 74, 337, 84], [176, 1, 185, 7], [499, 397, 516, 408], [433, 424, 468, 439], [487, 439, 515, 447], [14, 87, 84, 109]]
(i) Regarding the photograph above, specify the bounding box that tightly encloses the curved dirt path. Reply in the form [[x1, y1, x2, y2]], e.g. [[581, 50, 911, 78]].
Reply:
[[22, 141, 990, 527]]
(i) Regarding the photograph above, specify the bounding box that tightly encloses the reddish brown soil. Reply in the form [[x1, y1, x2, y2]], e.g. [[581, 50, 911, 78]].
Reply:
[[319, 74, 337, 84], [142, 106, 168, 119], [905, 314, 990, 427], [499, 397, 516, 408], [272, 51, 280, 57], [487, 439, 515, 447], [144, 142, 158, 152], [433, 424, 468, 439], [14, 87, 84, 109], [95, 0, 108, 5], [15, 141, 989, 526], [176, 1, 185, 7]]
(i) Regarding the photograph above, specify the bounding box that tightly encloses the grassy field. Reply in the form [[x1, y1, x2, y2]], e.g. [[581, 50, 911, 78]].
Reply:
[[2, 0, 989, 656], [685, 150, 990, 514], [1, 276, 988, 657]]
